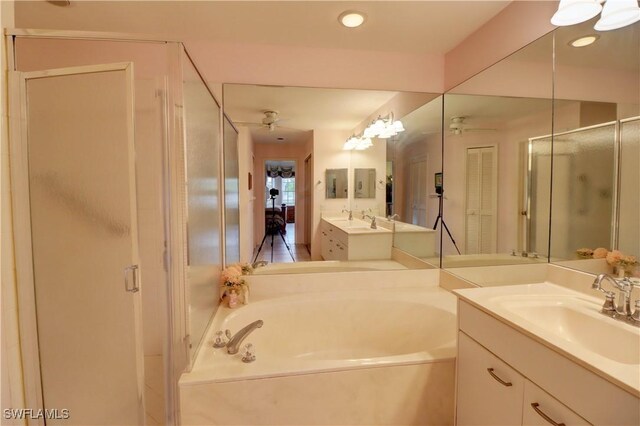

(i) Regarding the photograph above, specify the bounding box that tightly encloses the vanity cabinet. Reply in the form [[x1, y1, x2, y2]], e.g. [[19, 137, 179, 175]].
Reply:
[[457, 332, 588, 426], [320, 219, 392, 261], [456, 300, 639, 426]]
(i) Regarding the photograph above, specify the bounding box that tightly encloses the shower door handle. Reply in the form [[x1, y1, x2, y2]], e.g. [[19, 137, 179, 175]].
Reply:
[[124, 265, 140, 293]]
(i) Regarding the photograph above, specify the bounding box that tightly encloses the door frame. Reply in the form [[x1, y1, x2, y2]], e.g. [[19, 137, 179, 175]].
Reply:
[[9, 62, 142, 422]]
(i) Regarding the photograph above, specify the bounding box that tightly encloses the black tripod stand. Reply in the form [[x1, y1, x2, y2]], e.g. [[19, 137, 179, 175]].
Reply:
[[253, 194, 296, 263], [432, 193, 461, 255]]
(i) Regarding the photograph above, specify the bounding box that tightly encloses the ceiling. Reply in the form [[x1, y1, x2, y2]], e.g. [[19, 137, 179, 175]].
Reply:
[[224, 84, 401, 144], [15, 1, 511, 55]]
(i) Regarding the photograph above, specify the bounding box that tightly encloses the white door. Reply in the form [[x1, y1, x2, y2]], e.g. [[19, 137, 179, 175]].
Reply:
[[409, 157, 428, 226], [11, 63, 145, 425], [465, 146, 498, 254]]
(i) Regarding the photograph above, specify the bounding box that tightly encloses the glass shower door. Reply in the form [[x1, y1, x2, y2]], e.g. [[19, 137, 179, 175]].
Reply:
[[18, 63, 144, 425]]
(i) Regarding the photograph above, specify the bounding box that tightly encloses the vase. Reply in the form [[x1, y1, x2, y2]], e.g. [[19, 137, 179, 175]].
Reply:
[[227, 291, 239, 308]]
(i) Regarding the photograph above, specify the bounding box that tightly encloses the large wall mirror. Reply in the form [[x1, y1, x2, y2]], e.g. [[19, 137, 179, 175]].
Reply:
[[441, 20, 639, 281], [551, 19, 639, 278], [442, 30, 554, 270], [223, 84, 443, 274]]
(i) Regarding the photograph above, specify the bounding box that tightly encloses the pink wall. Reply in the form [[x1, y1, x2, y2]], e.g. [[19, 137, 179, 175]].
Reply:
[[445, 1, 557, 91], [184, 40, 445, 93]]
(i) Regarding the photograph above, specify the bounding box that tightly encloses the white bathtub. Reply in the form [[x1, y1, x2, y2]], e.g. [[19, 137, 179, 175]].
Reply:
[[180, 282, 457, 425], [252, 259, 410, 275]]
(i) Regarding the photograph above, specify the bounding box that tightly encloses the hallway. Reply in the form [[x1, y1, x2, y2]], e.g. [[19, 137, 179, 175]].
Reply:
[[253, 223, 311, 263]]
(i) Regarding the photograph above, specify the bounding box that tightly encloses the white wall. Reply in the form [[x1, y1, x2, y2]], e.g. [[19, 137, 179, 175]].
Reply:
[[311, 129, 351, 260]]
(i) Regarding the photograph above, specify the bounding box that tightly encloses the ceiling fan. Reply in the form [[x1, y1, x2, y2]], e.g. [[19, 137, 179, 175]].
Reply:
[[235, 110, 287, 131], [449, 116, 496, 135]]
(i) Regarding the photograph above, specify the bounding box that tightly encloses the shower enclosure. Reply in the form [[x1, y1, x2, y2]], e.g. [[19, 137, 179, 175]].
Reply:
[[8, 32, 224, 425], [527, 119, 635, 260]]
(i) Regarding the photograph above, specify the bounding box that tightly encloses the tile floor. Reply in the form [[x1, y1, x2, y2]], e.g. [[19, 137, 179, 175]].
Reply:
[[144, 355, 165, 425], [254, 223, 311, 263]]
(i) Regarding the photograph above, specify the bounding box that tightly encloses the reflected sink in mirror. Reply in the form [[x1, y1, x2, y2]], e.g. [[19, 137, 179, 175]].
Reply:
[[492, 294, 640, 365]]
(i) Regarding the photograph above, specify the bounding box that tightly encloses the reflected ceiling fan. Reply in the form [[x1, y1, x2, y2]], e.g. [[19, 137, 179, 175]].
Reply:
[[449, 116, 496, 135], [235, 110, 289, 132]]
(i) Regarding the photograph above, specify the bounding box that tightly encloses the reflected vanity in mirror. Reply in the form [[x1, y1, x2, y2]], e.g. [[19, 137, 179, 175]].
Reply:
[[223, 84, 443, 274], [353, 168, 376, 199], [326, 168, 348, 199]]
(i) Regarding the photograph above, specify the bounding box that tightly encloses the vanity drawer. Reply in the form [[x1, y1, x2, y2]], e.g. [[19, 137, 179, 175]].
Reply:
[[523, 380, 590, 426], [457, 332, 525, 426]]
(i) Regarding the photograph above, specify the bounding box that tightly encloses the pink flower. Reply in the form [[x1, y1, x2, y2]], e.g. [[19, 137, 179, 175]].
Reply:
[[606, 250, 623, 266], [592, 248, 609, 259]]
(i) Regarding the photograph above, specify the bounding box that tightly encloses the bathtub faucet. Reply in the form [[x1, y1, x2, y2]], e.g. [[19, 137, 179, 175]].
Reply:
[[252, 260, 268, 269], [227, 320, 264, 354]]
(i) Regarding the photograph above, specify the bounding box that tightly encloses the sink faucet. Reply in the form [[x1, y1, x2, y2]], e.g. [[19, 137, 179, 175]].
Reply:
[[251, 260, 268, 269], [388, 213, 400, 221], [227, 320, 264, 354], [364, 214, 377, 229], [592, 274, 640, 326], [341, 209, 353, 220]]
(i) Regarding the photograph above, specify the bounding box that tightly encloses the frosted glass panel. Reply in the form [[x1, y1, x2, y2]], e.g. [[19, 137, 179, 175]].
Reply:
[[224, 116, 240, 264], [26, 66, 143, 425], [183, 54, 221, 359], [619, 118, 640, 258], [549, 124, 616, 259]]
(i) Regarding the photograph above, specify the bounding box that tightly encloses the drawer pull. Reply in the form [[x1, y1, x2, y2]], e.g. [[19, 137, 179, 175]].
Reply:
[[531, 403, 565, 426], [487, 368, 512, 387]]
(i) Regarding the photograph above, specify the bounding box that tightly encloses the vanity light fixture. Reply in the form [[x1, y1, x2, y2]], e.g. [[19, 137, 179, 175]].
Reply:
[[552, 0, 640, 31], [339, 11, 366, 28], [343, 112, 405, 150], [569, 34, 600, 47], [595, 0, 640, 30]]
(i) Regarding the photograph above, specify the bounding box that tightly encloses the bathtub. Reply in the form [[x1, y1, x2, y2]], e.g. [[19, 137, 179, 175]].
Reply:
[[180, 282, 457, 425], [252, 259, 410, 275]]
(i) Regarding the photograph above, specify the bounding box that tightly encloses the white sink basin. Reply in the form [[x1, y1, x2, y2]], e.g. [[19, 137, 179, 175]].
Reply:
[[494, 295, 640, 365]]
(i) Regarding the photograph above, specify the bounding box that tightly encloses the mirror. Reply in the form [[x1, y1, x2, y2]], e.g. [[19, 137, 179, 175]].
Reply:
[[550, 20, 639, 277], [442, 31, 554, 269], [353, 168, 376, 198], [326, 168, 348, 199], [223, 84, 441, 274]]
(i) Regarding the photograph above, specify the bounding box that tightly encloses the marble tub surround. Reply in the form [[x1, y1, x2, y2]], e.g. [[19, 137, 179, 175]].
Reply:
[[454, 283, 640, 398], [179, 272, 456, 425], [180, 360, 455, 425]]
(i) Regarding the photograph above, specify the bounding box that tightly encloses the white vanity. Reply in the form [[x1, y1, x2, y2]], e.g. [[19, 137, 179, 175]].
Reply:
[[454, 283, 639, 426], [320, 217, 393, 261]]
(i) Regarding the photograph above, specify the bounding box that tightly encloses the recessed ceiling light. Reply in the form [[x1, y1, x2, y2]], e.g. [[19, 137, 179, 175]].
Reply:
[[569, 35, 600, 48], [339, 11, 366, 28]]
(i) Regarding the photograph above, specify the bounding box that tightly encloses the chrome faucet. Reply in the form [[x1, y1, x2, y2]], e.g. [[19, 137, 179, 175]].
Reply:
[[387, 213, 400, 221], [364, 214, 377, 229], [592, 274, 640, 326], [226, 320, 264, 354], [341, 209, 353, 220]]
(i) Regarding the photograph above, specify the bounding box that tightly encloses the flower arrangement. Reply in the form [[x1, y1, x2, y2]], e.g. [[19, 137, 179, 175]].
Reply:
[[219, 262, 254, 308], [575, 247, 638, 277]]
